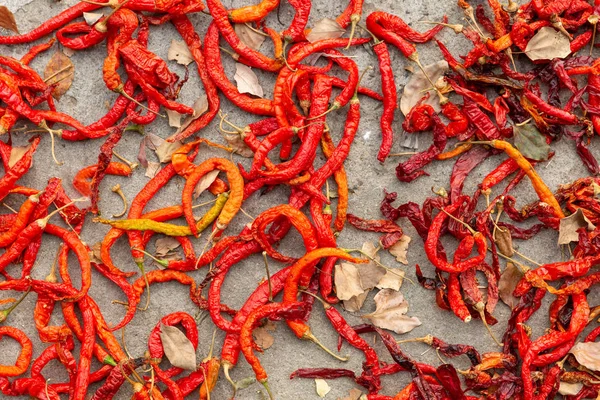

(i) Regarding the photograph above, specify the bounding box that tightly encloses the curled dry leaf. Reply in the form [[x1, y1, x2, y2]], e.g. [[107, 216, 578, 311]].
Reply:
[[155, 237, 181, 258], [83, 12, 103, 26], [498, 263, 523, 309], [306, 18, 345, 43], [338, 388, 363, 400], [513, 124, 550, 162], [388, 234, 411, 265], [234, 63, 264, 98], [358, 242, 385, 290], [558, 382, 584, 396], [376, 269, 404, 291], [570, 342, 600, 371], [145, 161, 161, 179], [253, 325, 275, 350], [493, 227, 514, 257], [155, 140, 183, 163], [175, 95, 209, 135], [525, 27, 571, 61], [334, 263, 364, 301], [0, 6, 18, 33], [222, 133, 254, 158], [343, 290, 369, 313], [362, 289, 421, 334], [90, 243, 103, 264], [234, 24, 265, 51], [43, 50, 75, 100], [166, 110, 182, 128], [8, 145, 30, 168], [194, 169, 219, 199], [167, 39, 194, 66], [400, 60, 448, 116], [315, 379, 331, 398], [558, 208, 596, 245], [159, 324, 197, 371]]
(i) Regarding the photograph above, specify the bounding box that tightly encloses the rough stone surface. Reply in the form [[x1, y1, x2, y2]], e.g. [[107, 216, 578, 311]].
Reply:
[[0, 1, 597, 399]]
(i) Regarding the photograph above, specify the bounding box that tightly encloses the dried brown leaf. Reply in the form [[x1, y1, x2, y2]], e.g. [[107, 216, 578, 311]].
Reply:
[[306, 18, 345, 43], [43, 50, 74, 100], [167, 39, 194, 66], [363, 289, 421, 334], [223, 133, 254, 158], [90, 242, 102, 264], [194, 170, 219, 199], [234, 63, 264, 98], [570, 342, 600, 371], [498, 263, 523, 309], [0, 6, 18, 33], [253, 325, 274, 350], [155, 237, 181, 257], [145, 161, 161, 179], [525, 27, 571, 61], [175, 96, 208, 134], [8, 145, 30, 168], [558, 209, 596, 245], [343, 290, 369, 313], [376, 269, 404, 291], [160, 324, 197, 370], [400, 60, 448, 116], [155, 140, 183, 163], [338, 388, 363, 400], [166, 110, 182, 128], [334, 263, 364, 301], [388, 235, 411, 265], [494, 227, 514, 257], [234, 24, 265, 51]]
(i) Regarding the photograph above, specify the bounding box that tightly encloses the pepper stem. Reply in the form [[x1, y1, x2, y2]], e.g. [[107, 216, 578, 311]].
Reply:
[[344, 14, 361, 49], [305, 332, 349, 361], [114, 86, 165, 118], [93, 0, 130, 33], [283, 40, 297, 72], [130, 247, 168, 268], [504, 0, 519, 12], [419, 21, 464, 34], [440, 209, 476, 235], [474, 302, 503, 347], [261, 379, 275, 400], [354, 66, 373, 98], [38, 120, 64, 165], [244, 22, 270, 37], [409, 52, 448, 105], [0, 286, 31, 323], [223, 363, 238, 399], [306, 103, 340, 121], [136, 261, 151, 311], [341, 248, 411, 284], [299, 290, 329, 309], [218, 111, 244, 134], [111, 184, 128, 218], [262, 251, 273, 302], [112, 150, 139, 170]]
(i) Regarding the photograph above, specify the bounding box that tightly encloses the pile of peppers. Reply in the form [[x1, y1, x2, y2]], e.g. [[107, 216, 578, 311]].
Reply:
[[0, 0, 600, 398]]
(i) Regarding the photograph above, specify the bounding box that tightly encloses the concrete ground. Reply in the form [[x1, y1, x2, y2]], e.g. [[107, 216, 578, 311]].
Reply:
[[1, 0, 598, 399]]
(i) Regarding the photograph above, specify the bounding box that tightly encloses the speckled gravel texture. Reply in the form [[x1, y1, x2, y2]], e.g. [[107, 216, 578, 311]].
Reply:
[[0, 0, 598, 399]]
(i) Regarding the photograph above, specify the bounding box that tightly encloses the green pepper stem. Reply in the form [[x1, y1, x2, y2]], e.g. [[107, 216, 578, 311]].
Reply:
[[0, 287, 31, 323]]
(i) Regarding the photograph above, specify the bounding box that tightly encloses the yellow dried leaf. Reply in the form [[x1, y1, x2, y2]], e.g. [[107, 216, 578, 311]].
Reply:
[[43, 50, 74, 100]]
